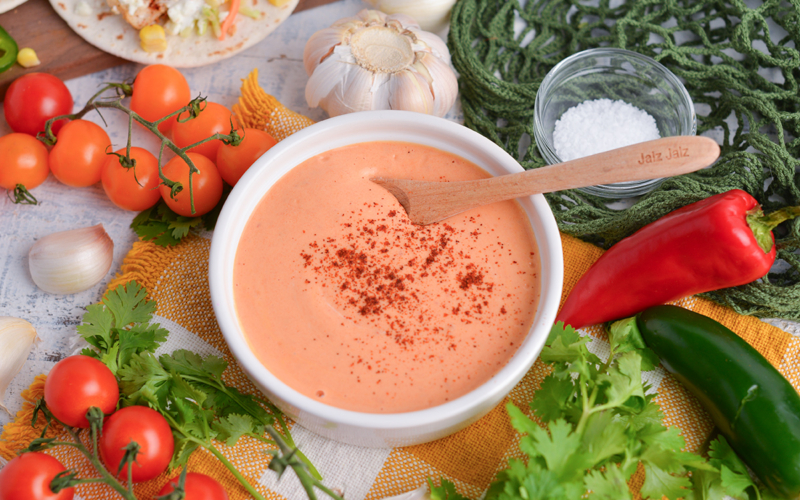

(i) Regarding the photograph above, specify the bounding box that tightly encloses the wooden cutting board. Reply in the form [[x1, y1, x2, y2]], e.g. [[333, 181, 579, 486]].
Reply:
[[0, 0, 339, 99]]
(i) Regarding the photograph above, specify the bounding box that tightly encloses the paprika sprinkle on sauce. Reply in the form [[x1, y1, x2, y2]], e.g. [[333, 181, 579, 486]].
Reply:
[[234, 142, 541, 413]]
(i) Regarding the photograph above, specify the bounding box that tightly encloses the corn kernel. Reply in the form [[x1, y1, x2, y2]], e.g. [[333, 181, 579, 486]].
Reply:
[[267, 0, 292, 5], [16, 48, 41, 68], [139, 25, 168, 53]]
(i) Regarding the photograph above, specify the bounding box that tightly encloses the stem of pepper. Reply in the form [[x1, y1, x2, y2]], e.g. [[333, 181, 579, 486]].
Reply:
[[747, 206, 800, 253]]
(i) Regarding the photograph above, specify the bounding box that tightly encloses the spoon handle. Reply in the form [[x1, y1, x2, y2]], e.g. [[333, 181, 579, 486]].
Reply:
[[452, 135, 719, 205], [373, 136, 720, 225]]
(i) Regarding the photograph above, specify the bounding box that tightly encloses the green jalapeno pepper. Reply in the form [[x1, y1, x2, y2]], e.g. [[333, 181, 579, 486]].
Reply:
[[614, 305, 800, 499], [0, 25, 18, 73]]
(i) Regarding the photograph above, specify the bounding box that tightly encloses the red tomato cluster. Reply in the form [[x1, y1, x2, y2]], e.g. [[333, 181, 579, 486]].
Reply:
[[0, 66, 276, 216], [0, 355, 227, 499]]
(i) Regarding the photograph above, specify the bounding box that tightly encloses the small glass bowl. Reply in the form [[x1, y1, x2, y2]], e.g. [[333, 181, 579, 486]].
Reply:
[[534, 48, 696, 198]]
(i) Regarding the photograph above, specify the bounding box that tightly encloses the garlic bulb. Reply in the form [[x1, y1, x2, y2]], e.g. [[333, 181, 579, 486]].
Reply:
[[29, 224, 114, 295], [304, 9, 458, 118], [363, 0, 456, 33], [0, 317, 39, 415]]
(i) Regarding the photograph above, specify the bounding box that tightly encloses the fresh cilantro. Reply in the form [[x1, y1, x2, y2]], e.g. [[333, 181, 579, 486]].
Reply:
[[77, 282, 167, 375], [428, 478, 470, 500], [131, 184, 231, 246], [485, 322, 766, 500], [131, 202, 203, 246]]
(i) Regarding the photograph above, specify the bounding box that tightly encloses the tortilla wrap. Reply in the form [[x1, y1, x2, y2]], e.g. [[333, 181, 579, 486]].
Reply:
[[49, 0, 299, 66], [0, 0, 30, 15]]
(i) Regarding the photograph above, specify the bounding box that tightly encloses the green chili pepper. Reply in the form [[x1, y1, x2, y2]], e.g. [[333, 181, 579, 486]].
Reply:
[[0, 25, 18, 74], [611, 306, 800, 499]]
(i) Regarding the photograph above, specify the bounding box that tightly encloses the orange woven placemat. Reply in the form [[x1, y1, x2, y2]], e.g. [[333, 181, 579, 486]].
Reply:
[[1, 71, 797, 500]]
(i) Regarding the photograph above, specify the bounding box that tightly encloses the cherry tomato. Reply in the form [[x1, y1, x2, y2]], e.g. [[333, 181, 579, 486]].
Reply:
[[131, 65, 191, 134], [4, 73, 73, 136], [0, 133, 49, 191], [158, 472, 229, 500], [0, 452, 74, 500], [215, 128, 277, 186], [48, 120, 112, 187], [44, 355, 119, 428], [101, 147, 162, 211], [159, 152, 222, 217], [99, 406, 174, 482], [172, 102, 237, 160]]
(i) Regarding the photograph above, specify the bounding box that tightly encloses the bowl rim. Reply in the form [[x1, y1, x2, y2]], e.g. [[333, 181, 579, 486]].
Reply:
[[533, 47, 696, 197], [209, 110, 564, 430]]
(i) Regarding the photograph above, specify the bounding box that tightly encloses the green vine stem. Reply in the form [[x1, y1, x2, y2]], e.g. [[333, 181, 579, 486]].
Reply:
[[264, 426, 345, 500], [25, 403, 138, 500], [39, 83, 239, 215]]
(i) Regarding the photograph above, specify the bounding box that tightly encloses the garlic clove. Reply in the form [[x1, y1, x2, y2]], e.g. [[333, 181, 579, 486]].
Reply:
[[305, 48, 355, 109], [304, 26, 349, 76], [413, 30, 451, 63], [28, 224, 114, 295], [388, 69, 434, 115], [0, 317, 39, 415], [418, 54, 459, 117]]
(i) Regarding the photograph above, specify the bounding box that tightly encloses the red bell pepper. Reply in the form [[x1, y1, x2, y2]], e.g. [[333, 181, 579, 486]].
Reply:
[[557, 189, 800, 329]]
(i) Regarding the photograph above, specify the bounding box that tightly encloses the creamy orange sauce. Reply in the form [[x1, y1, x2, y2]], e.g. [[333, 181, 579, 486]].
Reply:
[[234, 142, 540, 413]]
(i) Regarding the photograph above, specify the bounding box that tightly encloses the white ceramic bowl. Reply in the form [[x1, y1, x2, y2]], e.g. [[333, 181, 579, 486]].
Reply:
[[209, 110, 564, 448]]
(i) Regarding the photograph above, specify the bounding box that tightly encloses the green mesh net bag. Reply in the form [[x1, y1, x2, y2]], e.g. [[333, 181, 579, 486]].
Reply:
[[448, 0, 800, 320]]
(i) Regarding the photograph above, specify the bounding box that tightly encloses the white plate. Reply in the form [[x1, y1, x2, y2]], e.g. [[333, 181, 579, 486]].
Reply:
[[49, 0, 299, 67]]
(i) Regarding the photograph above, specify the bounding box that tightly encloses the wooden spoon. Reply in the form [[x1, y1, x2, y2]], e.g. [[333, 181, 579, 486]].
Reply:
[[372, 136, 720, 225]]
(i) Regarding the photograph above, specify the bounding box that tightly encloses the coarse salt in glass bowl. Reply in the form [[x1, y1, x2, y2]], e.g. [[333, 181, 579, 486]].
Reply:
[[533, 47, 696, 198]]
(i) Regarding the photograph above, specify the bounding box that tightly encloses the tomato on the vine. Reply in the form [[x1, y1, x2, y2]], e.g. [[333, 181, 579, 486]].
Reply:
[[171, 102, 237, 160], [0, 133, 49, 191], [99, 406, 174, 482], [0, 452, 75, 500], [159, 152, 222, 217], [44, 355, 119, 428], [4, 73, 73, 136], [101, 147, 162, 211], [158, 472, 229, 500], [131, 65, 191, 134], [216, 128, 277, 186], [48, 120, 112, 187]]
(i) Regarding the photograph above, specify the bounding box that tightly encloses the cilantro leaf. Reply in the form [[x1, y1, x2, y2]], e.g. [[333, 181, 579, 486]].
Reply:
[[131, 200, 211, 246], [77, 282, 166, 375], [641, 462, 692, 500], [117, 323, 169, 368], [528, 419, 582, 479], [77, 303, 115, 351], [597, 351, 645, 412], [118, 352, 170, 408], [212, 414, 261, 447], [584, 466, 632, 500], [581, 411, 628, 465], [607, 317, 660, 371], [428, 478, 471, 500], [103, 282, 155, 327], [529, 374, 574, 422], [169, 216, 203, 240]]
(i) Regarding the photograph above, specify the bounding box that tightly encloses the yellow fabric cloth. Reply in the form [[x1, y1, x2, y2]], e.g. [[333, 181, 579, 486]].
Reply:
[[2, 70, 798, 499]]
